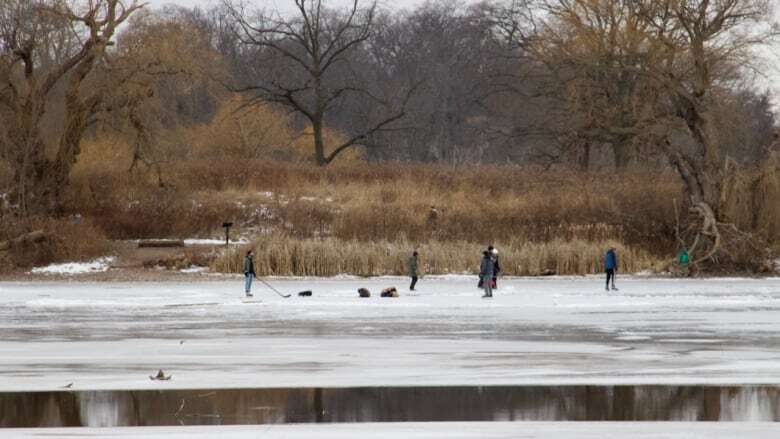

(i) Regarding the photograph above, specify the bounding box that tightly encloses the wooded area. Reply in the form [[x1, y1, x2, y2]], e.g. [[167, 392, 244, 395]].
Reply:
[[1, 0, 779, 273]]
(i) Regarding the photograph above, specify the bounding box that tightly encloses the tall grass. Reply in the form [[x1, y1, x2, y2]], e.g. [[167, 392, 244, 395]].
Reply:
[[211, 235, 662, 276]]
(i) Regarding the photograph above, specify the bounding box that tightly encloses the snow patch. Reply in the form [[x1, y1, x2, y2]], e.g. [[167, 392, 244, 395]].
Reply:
[[31, 257, 115, 275], [179, 266, 208, 273], [183, 238, 248, 246]]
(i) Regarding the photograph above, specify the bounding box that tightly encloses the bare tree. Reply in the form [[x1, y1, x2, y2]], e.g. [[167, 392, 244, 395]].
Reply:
[[225, 0, 413, 166], [535, 0, 779, 264], [635, 0, 778, 262], [353, 1, 542, 164], [0, 0, 144, 214]]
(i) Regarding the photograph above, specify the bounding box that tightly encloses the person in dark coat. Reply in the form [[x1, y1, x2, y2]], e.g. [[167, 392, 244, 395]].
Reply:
[[408, 251, 419, 291], [244, 250, 256, 297], [605, 247, 618, 291], [479, 250, 495, 298]]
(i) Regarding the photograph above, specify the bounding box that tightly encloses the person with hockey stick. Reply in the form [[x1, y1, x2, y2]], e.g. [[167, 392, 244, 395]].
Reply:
[[605, 247, 618, 291], [244, 250, 256, 297]]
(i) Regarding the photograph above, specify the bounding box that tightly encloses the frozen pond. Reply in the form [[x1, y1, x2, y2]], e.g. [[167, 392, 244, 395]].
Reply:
[[1, 276, 780, 391]]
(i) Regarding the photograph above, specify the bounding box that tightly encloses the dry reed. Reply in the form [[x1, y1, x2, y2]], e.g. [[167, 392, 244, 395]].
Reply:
[[210, 235, 662, 276]]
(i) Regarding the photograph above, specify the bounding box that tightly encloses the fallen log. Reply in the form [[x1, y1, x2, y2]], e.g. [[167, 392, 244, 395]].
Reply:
[[138, 239, 184, 248], [0, 230, 47, 251]]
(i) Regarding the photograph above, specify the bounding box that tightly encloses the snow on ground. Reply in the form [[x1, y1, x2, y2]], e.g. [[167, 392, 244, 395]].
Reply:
[[1, 276, 780, 391], [178, 266, 209, 273], [183, 238, 248, 246], [4, 423, 780, 439], [29, 257, 115, 275]]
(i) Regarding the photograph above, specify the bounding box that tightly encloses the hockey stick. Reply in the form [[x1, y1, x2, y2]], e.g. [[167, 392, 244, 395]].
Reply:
[[257, 277, 292, 298]]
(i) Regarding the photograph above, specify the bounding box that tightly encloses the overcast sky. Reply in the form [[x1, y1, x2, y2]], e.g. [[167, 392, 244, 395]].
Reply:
[[144, 0, 780, 103]]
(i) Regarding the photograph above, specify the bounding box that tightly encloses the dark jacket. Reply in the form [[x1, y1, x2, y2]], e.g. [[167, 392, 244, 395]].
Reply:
[[605, 250, 617, 271], [408, 256, 418, 277], [244, 255, 255, 276], [480, 254, 495, 279]]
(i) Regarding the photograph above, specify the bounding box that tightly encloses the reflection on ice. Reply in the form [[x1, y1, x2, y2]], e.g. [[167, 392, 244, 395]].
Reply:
[[3, 385, 780, 427]]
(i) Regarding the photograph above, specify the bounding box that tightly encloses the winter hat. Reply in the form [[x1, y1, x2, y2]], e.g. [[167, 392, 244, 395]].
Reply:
[[491, 248, 498, 255]]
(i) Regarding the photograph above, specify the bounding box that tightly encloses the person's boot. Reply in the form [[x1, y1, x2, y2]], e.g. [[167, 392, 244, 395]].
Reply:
[[611, 285, 619, 291], [246, 292, 253, 297]]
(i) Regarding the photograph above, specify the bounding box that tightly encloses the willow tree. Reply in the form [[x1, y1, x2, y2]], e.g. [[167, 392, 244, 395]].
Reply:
[[0, 0, 143, 214], [636, 0, 778, 263], [533, 0, 660, 169], [537, 0, 778, 265]]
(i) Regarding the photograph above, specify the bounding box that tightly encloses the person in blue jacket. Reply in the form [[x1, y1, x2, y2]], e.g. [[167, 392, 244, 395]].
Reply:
[[605, 247, 618, 291], [244, 250, 256, 297]]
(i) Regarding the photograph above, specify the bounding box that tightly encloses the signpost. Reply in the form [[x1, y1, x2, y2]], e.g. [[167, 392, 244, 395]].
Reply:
[[222, 222, 233, 246]]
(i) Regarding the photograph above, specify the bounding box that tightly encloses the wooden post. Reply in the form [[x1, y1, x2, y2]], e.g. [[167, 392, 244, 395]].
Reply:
[[222, 222, 233, 246]]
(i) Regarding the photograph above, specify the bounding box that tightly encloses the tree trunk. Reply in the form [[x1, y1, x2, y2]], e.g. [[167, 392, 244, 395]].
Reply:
[[579, 141, 591, 171], [665, 105, 726, 264], [681, 106, 723, 214], [11, 104, 91, 215], [10, 133, 49, 215], [612, 138, 633, 169], [313, 116, 326, 166]]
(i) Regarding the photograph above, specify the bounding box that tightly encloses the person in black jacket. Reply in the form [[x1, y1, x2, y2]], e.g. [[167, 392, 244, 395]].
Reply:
[[408, 251, 419, 291], [479, 250, 495, 298]]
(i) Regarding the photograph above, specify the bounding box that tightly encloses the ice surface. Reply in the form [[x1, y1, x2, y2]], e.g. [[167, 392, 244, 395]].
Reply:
[[1, 276, 780, 391], [3, 422, 780, 438], [29, 257, 115, 275]]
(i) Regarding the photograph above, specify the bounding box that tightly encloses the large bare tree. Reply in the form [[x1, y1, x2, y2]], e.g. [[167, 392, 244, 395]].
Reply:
[[535, 0, 778, 264], [226, 0, 413, 166], [0, 0, 143, 214], [635, 0, 778, 262]]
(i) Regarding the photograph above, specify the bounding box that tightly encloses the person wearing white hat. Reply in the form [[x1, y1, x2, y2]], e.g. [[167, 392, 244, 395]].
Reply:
[[488, 246, 500, 289]]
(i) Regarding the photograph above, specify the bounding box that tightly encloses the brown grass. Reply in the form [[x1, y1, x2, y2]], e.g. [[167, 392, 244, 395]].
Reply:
[[5, 152, 780, 274], [66, 159, 683, 255]]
